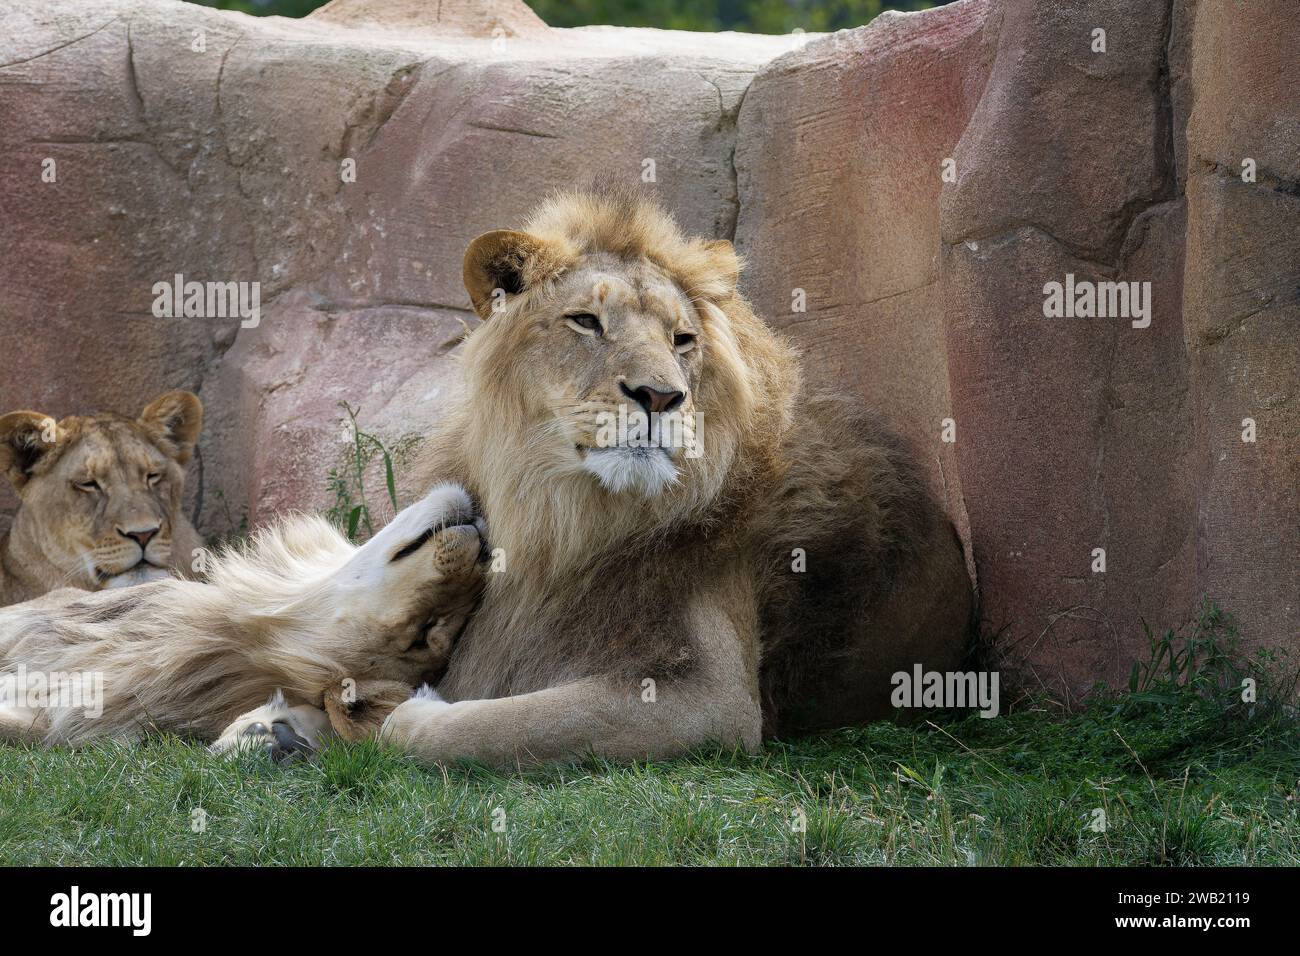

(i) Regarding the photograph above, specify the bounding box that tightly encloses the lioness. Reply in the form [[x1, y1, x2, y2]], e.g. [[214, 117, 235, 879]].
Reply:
[[0, 391, 205, 606], [0, 485, 483, 752], [227, 184, 974, 765]]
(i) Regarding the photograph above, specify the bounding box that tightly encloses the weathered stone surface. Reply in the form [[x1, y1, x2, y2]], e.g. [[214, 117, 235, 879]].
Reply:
[[735, 0, 996, 543], [0, 0, 790, 535], [0, 0, 1294, 697], [1180, 0, 1300, 664], [936, 0, 1201, 693], [935, 0, 1296, 689], [1185, 0, 1299, 183], [309, 0, 548, 37]]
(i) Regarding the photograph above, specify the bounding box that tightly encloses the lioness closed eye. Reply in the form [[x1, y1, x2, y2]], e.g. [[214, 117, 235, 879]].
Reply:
[[0, 390, 204, 607], [0, 484, 484, 754]]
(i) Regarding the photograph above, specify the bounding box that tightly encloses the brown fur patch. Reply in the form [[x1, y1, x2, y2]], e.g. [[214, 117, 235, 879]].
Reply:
[[322, 678, 413, 742]]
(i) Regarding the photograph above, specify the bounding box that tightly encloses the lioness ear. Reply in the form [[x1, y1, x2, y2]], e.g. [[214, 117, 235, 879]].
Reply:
[[463, 229, 562, 320], [139, 390, 203, 465], [0, 411, 62, 489]]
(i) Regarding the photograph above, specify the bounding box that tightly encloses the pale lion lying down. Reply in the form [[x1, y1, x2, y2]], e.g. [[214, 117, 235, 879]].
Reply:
[[0, 485, 483, 758]]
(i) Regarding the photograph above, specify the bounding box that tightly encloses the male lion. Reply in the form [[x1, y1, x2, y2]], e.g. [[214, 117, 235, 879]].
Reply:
[[0, 485, 483, 754], [227, 185, 974, 765], [0, 391, 205, 606]]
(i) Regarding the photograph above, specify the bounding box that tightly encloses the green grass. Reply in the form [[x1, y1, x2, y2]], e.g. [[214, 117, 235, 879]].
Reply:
[[1, 689, 1294, 865], [1, 601, 1294, 866], [0, 712, 1293, 866]]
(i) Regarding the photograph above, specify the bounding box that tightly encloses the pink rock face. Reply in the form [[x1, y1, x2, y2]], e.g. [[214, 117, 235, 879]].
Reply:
[[939, 0, 1200, 696], [0, 0, 1294, 699], [735, 0, 996, 554], [1180, 0, 1299, 677], [935, 0, 1297, 693]]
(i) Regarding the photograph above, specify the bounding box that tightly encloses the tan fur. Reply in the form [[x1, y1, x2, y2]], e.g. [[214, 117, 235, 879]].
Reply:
[[323, 678, 415, 742], [381, 185, 974, 766], [0, 391, 204, 606], [0, 485, 483, 747]]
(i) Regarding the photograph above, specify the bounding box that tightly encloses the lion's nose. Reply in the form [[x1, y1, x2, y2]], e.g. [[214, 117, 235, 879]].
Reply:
[[118, 526, 159, 549], [620, 382, 685, 415]]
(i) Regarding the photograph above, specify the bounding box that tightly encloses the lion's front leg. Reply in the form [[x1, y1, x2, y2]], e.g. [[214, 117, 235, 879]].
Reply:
[[210, 691, 333, 763], [381, 596, 762, 766]]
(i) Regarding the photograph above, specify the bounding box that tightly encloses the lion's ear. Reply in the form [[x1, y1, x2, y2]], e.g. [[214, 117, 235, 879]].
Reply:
[[463, 229, 560, 320], [0, 411, 62, 490], [322, 678, 412, 742], [139, 390, 203, 465]]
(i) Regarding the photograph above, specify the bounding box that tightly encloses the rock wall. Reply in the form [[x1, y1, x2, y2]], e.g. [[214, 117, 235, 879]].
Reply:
[[1, 0, 1294, 697]]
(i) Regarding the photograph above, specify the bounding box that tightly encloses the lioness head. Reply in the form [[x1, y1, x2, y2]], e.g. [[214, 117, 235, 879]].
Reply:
[[0, 391, 203, 594]]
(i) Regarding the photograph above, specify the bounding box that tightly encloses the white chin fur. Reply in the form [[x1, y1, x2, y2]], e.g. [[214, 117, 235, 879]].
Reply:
[[101, 566, 172, 589], [583, 447, 679, 496]]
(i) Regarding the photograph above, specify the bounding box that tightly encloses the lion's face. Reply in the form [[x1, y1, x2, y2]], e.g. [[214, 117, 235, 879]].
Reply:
[[319, 484, 484, 687], [447, 186, 796, 579], [459, 196, 751, 506], [508, 254, 705, 497], [0, 391, 202, 591]]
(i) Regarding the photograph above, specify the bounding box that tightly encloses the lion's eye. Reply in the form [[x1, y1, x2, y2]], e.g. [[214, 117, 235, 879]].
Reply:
[[391, 526, 436, 562], [74, 480, 100, 493], [565, 312, 602, 336], [674, 332, 697, 353], [146, 472, 162, 487]]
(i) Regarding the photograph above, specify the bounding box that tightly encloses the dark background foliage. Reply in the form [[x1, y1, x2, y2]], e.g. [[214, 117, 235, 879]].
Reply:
[[189, 0, 944, 33]]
